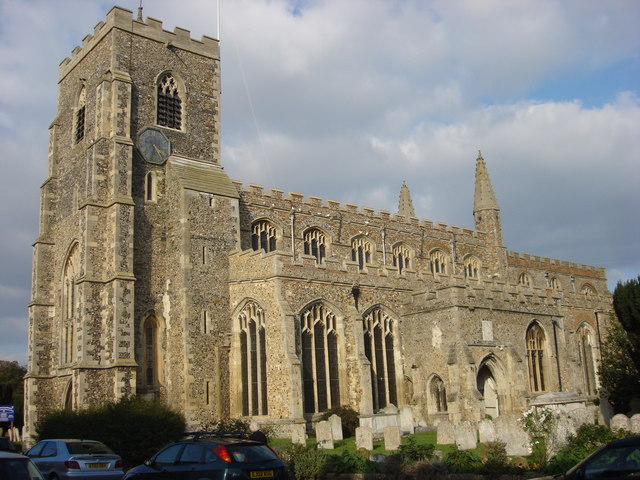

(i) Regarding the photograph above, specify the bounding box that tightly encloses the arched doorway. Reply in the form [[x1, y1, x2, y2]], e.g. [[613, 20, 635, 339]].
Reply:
[[477, 364, 499, 419]]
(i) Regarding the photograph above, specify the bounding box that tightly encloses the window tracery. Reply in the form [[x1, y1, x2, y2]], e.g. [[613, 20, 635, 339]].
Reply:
[[363, 308, 398, 411], [300, 303, 340, 413], [429, 376, 448, 412], [61, 244, 79, 365], [518, 272, 532, 287], [549, 276, 561, 290], [392, 244, 411, 274], [581, 284, 596, 296], [430, 249, 448, 274], [238, 302, 268, 415], [252, 220, 277, 253], [74, 87, 86, 144], [526, 323, 547, 392], [157, 73, 182, 130], [464, 256, 480, 279], [577, 324, 597, 395], [351, 237, 372, 270], [303, 228, 326, 263]]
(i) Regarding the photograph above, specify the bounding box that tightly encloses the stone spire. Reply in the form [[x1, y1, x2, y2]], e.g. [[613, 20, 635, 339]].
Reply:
[[397, 180, 416, 218], [473, 151, 504, 248]]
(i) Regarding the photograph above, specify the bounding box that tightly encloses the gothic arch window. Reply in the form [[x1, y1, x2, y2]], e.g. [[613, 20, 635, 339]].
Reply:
[[363, 308, 398, 411], [577, 324, 597, 395], [142, 314, 163, 391], [303, 228, 327, 263], [392, 244, 411, 274], [61, 243, 79, 365], [238, 302, 268, 416], [581, 283, 596, 296], [300, 303, 341, 413], [145, 171, 157, 202], [464, 255, 481, 279], [429, 249, 448, 275], [518, 272, 532, 287], [549, 276, 561, 290], [526, 322, 547, 393], [157, 73, 183, 130], [351, 237, 372, 270], [429, 375, 448, 413], [252, 220, 277, 253], [74, 87, 86, 144], [63, 381, 73, 410]]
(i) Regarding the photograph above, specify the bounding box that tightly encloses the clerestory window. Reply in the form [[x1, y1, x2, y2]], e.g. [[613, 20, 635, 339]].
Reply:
[[464, 256, 481, 279], [518, 272, 532, 287], [430, 249, 448, 275], [351, 237, 372, 270], [303, 228, 326, 263], [252, 220, 277, 253], [392, 244, 411, 274]]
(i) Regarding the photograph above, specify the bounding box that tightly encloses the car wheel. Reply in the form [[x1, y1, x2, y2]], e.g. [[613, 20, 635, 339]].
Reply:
[[49, 474, 59, 480]]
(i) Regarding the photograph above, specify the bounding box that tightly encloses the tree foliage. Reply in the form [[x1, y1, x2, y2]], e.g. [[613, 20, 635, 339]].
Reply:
[[36, 396, 185, 468], [612, 276, 640, 373], [0, 361, 27, 428]]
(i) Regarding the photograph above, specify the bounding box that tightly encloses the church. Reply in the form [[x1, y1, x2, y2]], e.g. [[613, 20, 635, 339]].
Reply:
[[25, 7, 613, 441]]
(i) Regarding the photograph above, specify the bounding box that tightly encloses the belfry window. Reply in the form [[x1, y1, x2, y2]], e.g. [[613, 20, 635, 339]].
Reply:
[[74, 87, 86, 144], [351, 237, 372, 270], [526, 323, 547, 392], [392, 244, 411, 274], [363, 308, 398, 411], [429, 250, 447, 274], [252, 220, 277, 253], [303, 228, 326, 263], [300, 303, 340, 414], [429, 376, 448, 412], [464, 256, 480, 279], [577, 324, 597, 395], [157, 73, 182, 130], [238, 302, 268, 416]]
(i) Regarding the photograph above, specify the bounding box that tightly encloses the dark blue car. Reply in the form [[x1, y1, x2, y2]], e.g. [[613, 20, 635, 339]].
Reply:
[[123, 434, 287, 480]]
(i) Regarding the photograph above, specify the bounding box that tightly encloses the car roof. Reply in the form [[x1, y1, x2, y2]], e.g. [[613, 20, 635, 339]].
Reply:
[[181, 433, 262, 445], [37, 439, 102, 443], [0, 451, 30, 459], [605, 436, 640, 448]]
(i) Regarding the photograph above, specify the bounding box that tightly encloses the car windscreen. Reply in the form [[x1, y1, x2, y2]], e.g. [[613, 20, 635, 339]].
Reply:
[[0, 458, 44, 480], [227, 444, 279, 463], [66, 441, 114, 455]]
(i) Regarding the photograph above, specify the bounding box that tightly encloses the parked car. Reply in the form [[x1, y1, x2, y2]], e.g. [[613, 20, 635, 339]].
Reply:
[[0, 437, 15, 452], [25, 439, 123, 480], [532, 435, 640, 480], [0, 451, 45, 480], [123, 433, 287, 480]]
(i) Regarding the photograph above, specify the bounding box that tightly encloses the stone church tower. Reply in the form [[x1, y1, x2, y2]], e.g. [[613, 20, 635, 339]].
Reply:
[[27, 7, 614, 442]]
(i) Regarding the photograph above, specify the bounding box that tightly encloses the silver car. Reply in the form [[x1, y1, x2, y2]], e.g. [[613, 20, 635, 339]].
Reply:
[[0, 451, 45, 480], [26, 440, 123, 480]]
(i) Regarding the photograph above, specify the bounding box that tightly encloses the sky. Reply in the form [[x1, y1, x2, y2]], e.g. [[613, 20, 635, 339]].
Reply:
[[0, 0, 638, 365]]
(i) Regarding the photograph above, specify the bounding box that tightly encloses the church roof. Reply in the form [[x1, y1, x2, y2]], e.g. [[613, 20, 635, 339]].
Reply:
[[169, 156, 239, 199]]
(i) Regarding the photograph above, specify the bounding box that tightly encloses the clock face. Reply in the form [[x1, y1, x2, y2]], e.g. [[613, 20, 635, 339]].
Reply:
[[138, 128, 171, 165]]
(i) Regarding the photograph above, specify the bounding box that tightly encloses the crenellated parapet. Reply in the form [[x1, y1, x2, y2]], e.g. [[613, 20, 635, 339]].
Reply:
[[59, 6, 219, 80], [508, 251, 605, 276]]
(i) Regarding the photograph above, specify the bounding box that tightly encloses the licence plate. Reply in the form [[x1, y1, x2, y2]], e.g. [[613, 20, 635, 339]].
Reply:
[[250, 471, 274, 479], [87, 463, 108, 469]]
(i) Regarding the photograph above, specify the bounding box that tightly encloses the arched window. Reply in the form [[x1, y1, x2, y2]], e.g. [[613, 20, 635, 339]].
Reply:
[[142, 314, 163, 391], [392, 244, 411, 274], [526, 323, 547, 393], [429, 249, 448, 275], [303, 228, 326, 263], [363, 308, 398, 411], [157, 73, 183, 130], [300, 303, 340, 413], [252, 220, 277, 253], [74, 87, 86, 144], [549, 277, 561, 290], [238, 302, 268, 415], [577, 324, 597, 395], [464, 256, 480, 279], [581, 284, 596, 296], [429, 376, 448, 412], [145, 171, 157, 202], [518, 272, 532, 287], [61, 244, 79, 365], [351, 237, 372, 270]]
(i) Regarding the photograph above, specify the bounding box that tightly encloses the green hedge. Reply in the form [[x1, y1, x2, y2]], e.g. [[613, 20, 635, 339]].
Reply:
[[35, 396, 185, 469]]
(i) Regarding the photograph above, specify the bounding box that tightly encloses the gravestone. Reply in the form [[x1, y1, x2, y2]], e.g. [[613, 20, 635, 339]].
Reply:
[[568, 407, 594, 429], [630, 414, 640, 434], [495, 414, 531, 456], [356, 425, 374, 451], [455, 421, 477, 450], [329, 414, 343, 441], [291, 423, 307, 445], [384, 425, 402, 451], [436, 420, 455, 445], [610, 413, 630, 431], [549, 415, 576, 455], [316, 421, 334, 449], [478, 419, 496, 443], [399, 406, 414, 434]]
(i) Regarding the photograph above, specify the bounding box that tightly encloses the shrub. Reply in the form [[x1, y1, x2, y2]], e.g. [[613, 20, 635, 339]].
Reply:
[[318, 405, 360, 438], [409, 461, 448, 480], [443, 447, 482, 473], [281, 444, 327, 479], [35, 396, 185, 468], [325, 450, 378, 474], [204, 418, 251, 436], [399, 436, 435, 463]]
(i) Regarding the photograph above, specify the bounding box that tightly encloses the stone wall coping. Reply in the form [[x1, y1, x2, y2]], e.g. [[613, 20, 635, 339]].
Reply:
[[60, 6, 219, 81], [508, 250, 604, 274]]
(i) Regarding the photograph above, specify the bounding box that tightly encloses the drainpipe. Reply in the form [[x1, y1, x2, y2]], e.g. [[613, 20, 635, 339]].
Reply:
[[552, 319, 563, 392], [382, 228, 387, 265], [290, 211, 295, 260]]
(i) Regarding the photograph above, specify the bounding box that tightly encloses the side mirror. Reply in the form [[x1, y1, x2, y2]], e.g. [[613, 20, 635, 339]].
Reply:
[[144, 459, 160, 471]]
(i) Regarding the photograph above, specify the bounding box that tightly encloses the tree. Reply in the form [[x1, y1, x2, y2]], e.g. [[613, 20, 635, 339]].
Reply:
[[612, 276, 640, 374], [0, 361, 26, 429]]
